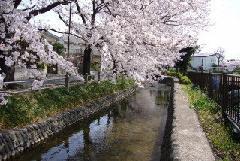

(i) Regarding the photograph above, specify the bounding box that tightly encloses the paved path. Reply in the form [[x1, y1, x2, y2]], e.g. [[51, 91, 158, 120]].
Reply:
[[171, 83, 215, 161]]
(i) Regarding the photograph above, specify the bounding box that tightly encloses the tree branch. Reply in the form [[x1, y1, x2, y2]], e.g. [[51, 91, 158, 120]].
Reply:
[[13, 0, 22, 8], [27, 1, 70, 20], [91, 0, 96, 25], [74, 1, 87, 25], [22, 5, 36, 11], [57, 12, 69, 26]]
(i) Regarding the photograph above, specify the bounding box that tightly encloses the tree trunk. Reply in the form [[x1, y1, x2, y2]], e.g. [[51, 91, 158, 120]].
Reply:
[[112, 59, 117, 74], [110, 53, 117, 74], [0, 57, 15, 89], [82, 45, 92, 75]]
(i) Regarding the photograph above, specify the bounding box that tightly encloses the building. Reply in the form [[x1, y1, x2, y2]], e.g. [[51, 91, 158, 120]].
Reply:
[[41, 31, 102, 73], [42, 31, 60, 44], [190, 53, 221, 71], [59, 35, 101, 73]]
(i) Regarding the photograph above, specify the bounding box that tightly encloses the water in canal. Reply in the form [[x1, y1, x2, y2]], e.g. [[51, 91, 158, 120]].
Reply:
[[13, 84, 171, 161]]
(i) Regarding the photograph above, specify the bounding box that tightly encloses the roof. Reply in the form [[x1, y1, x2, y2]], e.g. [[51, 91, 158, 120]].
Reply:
[[60, 35, 85, 45], [42, 31, 60, 40], [192, 53, 217, 57]]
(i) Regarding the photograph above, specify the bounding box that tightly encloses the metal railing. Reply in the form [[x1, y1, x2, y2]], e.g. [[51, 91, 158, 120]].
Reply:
[[0, 71, 116, 94], [1, 75, 83, 94], [188, 71, 240, 132]]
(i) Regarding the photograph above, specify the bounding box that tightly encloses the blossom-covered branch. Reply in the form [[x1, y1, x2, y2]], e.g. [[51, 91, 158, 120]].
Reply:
[[0, 0, 81, 83]]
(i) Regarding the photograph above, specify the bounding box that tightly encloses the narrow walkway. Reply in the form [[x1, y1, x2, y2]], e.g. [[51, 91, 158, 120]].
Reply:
[[171, 83, 215, 161]]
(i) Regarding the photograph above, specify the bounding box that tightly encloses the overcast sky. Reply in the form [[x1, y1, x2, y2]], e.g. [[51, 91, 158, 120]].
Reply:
[[33, 0, 240, 60], [198, 0, 240, 59]]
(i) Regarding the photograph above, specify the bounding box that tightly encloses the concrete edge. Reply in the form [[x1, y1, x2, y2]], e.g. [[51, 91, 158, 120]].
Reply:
[[170, 83, 216, 161], [160, 78, 175, 161]]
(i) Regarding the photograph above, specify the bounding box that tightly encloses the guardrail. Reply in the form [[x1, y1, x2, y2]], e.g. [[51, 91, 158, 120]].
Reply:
[[0, 72, 116, 94], [188, 71, 240, 133], [1, 76, 82, 94], [0, 71, 115, 94]]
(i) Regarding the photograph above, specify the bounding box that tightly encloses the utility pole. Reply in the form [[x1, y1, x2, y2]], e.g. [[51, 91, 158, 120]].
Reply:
[[67, 2, 72, 59], [65, 2, 72, 90]]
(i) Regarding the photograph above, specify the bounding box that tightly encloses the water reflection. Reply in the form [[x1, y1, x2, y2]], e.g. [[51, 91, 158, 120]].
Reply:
[[13, 84, 171, 161]]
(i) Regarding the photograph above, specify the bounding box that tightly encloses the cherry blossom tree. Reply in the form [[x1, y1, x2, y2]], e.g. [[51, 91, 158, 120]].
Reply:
[[100, 0, 210, 81], [49, 0, 209, 83], [8, 0, 210, 84], [0, 0, 83, 105], [0, 0, 211, 105], [224, 59, 240, 72], [0, 0, 78, 84], [50, 0, 113, 75]]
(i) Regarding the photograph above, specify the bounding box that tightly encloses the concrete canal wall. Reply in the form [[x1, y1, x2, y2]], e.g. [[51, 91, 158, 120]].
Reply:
[[0, 87, 136, 161], [160, 77, 215, 161], [170, 83, 215, 161]]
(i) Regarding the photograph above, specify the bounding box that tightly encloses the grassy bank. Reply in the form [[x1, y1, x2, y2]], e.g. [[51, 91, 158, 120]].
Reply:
[[0, 79, 135, 129], [166, 69, 191, 84], [182, 84, 240, 161]]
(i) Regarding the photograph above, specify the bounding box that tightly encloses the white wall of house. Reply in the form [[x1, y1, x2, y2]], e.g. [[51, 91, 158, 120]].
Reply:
[[61, 42, 84, 55], [190, 55, 218, 70]]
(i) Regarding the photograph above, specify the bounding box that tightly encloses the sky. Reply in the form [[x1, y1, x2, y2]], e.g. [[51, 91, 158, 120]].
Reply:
[[32, 0, 240, 60], [198, 0, 240, 59]]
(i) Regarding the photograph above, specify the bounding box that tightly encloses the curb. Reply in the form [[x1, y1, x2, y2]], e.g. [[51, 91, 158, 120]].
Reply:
[[170, 83, 215, 161]]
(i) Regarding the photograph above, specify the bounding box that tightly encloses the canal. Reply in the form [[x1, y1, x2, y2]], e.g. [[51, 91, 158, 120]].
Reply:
[[13, 84, 171, 161]]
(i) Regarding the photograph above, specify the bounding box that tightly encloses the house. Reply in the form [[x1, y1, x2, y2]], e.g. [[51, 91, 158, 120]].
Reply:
[[190, 53, 221, 71], [41, 32, 102, 73], [59, 35, 101, 72], [14, 32, 101, 80], [42, 31, 60, 44]]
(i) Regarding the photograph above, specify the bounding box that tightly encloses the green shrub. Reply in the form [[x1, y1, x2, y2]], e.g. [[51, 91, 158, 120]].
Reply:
[[179, 76, 191, 84], [183, 85, 218, 112], [0, 79, 135, 128], [166, 69, 191, 84]]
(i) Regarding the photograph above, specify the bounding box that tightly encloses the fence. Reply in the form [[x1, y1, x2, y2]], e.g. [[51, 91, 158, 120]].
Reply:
[[0, 71, 116, 94], [188, 71, 240, 132]]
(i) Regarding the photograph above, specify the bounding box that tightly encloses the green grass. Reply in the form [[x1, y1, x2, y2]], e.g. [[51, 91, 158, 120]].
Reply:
[[0, 79, 135, 129], [166, 69, 191, 84], [182, 84, 240, 161]]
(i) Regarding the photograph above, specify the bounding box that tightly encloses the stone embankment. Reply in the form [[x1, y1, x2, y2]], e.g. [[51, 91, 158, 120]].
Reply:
[[0, 87, 136, 161]]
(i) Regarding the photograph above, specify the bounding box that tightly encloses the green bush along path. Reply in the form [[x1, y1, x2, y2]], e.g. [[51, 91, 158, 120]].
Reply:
[[0, 79, 134, 129]]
